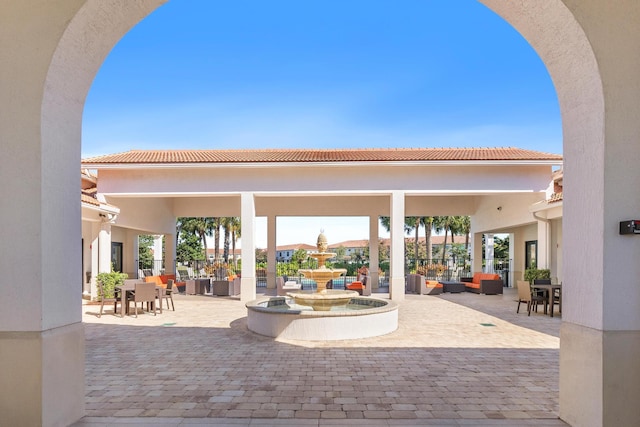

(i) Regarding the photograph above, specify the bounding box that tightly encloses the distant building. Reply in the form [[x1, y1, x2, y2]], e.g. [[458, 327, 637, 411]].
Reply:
[[275, 243, 316, 262]]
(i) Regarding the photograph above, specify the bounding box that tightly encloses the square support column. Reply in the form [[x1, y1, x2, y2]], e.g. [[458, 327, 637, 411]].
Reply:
[[266, 215, 277, 292], [153, 235, 163, 275], [536, 219, 550, 269], [369, 215, 379, 289], [240, 193, 256, 302], [389, 191, 405, 301], [164, 232, 176, 277]]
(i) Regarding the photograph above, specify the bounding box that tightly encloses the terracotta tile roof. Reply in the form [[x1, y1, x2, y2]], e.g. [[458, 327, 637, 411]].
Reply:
[[82, 147, 562, 165], [548, 192, 563, 203], [81, 185, 119, 211], [275, 243, 317, 251], [329, 239, 370, 249], [81, 191, 100, 206]]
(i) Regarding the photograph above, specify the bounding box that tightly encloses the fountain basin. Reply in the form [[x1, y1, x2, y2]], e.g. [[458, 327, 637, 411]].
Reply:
[[246, 296, 398, 341], [287, 289, 358, 311], [298, 265, 347, 293]]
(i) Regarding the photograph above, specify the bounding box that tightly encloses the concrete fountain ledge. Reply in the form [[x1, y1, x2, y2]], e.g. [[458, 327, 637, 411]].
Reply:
[[246, 296, 398, 341]]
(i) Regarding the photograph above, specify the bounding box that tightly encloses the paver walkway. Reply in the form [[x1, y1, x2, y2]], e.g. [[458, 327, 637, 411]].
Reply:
[[72, 288, 568, 427]]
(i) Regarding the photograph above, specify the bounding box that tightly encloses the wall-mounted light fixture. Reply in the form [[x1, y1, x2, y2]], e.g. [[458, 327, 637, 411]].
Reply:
[[620, 220, 640, 234], [99, 212, 117, 222]]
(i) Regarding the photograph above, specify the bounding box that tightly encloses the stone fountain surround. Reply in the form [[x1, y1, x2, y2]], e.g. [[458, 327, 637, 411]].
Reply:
[[245, 296, 399, 341], [246, 231, 398, 341]]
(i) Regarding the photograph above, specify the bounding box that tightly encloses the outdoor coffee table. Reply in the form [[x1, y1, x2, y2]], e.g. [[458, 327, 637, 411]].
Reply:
[[439, 281, 466, 293]]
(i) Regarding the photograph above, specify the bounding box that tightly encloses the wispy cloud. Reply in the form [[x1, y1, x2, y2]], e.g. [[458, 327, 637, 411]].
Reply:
[[83, 98, 561, 156]]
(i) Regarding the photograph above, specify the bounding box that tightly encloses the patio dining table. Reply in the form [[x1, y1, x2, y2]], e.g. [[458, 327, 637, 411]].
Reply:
[[531, 283, 562, 317], [115, 282, 163, 316]]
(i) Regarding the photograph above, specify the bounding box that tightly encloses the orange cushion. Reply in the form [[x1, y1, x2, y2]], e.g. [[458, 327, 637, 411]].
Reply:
[[425, 280, 443, 287], [159, 274, 176, 284], [472, 273, 500, 283], [145, 276, 165, 288], [346, 281, 364, 290]]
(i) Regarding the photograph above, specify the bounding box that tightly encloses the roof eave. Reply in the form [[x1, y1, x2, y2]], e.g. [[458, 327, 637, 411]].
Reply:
[[529, 199, 563, 213], [81, 159, 563, 169]]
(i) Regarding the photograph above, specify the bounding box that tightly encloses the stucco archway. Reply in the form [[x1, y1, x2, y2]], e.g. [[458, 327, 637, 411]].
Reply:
[[2, 1, 638, 426]]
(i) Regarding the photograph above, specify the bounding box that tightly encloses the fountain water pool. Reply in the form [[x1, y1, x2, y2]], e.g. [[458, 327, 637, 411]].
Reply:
[[246, 295, 398, 341]]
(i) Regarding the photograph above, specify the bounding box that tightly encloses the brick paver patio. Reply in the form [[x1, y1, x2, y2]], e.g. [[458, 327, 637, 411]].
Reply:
[[72, 288, 568, 426]]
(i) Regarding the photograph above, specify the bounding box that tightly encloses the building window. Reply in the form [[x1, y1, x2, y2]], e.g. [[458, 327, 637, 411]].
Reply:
[[525, 240, 537, 269]]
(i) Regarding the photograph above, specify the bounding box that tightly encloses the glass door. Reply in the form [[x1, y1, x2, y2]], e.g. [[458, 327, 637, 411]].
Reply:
[[111, 242, 123, 272]]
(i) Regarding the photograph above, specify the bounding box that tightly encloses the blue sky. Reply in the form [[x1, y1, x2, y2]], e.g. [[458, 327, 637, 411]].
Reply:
[[82, 0, 561, 157], [82, 0, 561, 246]]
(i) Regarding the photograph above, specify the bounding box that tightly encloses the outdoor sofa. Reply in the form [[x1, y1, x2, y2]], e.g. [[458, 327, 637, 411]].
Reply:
[[406, 274, 443, 295], [460, 272, 503, 294]]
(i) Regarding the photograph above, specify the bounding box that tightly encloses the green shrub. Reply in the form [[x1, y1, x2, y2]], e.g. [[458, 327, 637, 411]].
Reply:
[[524, 267, 550, 284], [96, 271, 128, 299]]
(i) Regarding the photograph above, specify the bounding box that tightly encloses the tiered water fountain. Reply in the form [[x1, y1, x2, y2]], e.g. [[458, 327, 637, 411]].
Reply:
[[246, 231, 398, 341], [288, 231, 357, 311]]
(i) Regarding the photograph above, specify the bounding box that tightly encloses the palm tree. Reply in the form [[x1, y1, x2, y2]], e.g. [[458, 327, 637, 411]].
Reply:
[[176, 217, 216, 263], [433, 216, 451, 264], [212, 217, 222, 265], [222, 217, 233, 263], [454, 216, 471, 252], [412, 217, 421, 270], [228, 217, 241, 268], [423, 216, 435, 262], [380, 216, 420, 270]]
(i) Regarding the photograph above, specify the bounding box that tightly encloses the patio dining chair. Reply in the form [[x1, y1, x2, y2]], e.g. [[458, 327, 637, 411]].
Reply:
[[126, 282, 158, 317], [160, 279, 175, 311], [516, 280, 545, 316], [97, 279, 122, 318], [533, 278, 554, 314]]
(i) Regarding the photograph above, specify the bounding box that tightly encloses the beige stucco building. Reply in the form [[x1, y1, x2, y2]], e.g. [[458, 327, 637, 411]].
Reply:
[[1, 1, 639, 426], [79, 147, 560, 300]]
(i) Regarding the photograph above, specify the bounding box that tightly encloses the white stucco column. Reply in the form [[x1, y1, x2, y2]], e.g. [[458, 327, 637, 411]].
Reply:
[[240, 193, 256, 302], [471, 232, 483, 275], [484, 233, 494, 273], [1, 2, 168, 424], [369, 215, 380, 289], [164, 232, 176, 277], [90, 223, 101, 299], [98, 222, 112, 273], [536, 219, 550, 269], [153, 235, 163, 275], [508, 233, 515, 288], [266, 215, 277, 291], [389, 191, 405, 300], [130, 232, 140, 277]]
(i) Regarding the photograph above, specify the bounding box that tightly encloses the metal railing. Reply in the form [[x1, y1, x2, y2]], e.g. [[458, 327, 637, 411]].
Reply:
[[136, 259, 165, 277], [147, 257, 510, 287]]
